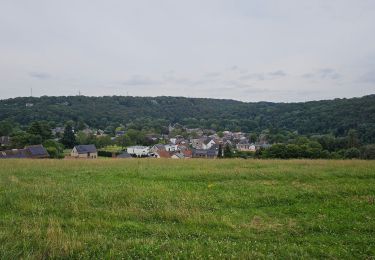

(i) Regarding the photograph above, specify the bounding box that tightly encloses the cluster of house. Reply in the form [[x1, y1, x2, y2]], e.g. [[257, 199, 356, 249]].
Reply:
[[124, 131, 270, 159], [60, 129, 269, 160], [0, 125, 271, 159]]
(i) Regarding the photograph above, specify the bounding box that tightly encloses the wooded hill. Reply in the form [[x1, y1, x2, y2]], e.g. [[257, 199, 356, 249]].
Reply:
[[0, 94, 374, 143]]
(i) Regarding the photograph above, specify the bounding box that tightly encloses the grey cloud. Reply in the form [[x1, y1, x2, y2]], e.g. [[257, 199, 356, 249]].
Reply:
[[121, 75, 162, 86], [302, 68, 341, 80], [268, 70, 287, 77], [29, 72, 52, 80], [239, 70, 287, 81], [317, 68, 341, 80], [224, 80, 268, 92], [358, 70, 375, 83], [240, 73, 265, 81], [229, 66, 247, 74], [204, 72, 222, 78], [302, 73, 314, 79]]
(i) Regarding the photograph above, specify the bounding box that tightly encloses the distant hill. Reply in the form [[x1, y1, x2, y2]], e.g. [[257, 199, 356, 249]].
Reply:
[[1, 95, 374, 143]]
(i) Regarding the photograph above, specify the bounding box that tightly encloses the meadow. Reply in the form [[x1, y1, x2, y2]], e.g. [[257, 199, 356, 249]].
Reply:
[[0, 159, 374, 259]]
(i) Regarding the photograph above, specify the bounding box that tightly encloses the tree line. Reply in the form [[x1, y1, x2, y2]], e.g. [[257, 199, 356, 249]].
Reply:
[[0, 95, 374, 144], [1, 119, 375, 159]]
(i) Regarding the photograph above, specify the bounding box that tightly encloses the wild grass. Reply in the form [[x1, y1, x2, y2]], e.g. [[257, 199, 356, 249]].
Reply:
[[0, 159, 374, 258]]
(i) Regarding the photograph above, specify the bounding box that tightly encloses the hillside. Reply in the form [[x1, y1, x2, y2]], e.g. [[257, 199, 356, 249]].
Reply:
[[0, 95, 375, 143]]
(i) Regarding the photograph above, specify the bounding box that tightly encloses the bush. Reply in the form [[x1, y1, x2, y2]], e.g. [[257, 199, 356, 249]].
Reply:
[[98, 150, 114, 157], [344, 148, 361, 159], [43, 140, 64, 159], [361, 144, 375, 159]]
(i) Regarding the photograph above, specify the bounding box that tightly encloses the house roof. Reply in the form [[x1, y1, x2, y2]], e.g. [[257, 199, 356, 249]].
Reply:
[[74, 144, 97, 154], [203, 138, 213, 145], [238, 139, 250, 145], [117, 152, 132, 158], [25, 145, 49, 157], [192, 149, 208, 156], [172, 153, 185, 159], [156, 150, 171, 158], [183, 150, 192, 157], [128, 146, 149, 149], [0, 145, 49, 159], [153, 144, 166, 150], [0, 149, 28, 159]]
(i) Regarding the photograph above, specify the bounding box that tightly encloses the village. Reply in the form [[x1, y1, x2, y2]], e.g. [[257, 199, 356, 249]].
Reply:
[[0, 123, 270, 159]]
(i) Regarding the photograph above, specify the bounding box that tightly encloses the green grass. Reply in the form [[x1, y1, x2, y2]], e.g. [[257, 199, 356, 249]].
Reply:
[[100, 145, 124, 153], [0, 159, 374, 259]]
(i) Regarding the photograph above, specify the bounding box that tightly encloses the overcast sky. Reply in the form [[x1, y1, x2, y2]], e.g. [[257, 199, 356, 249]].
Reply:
[[0, 0, 374, 102]]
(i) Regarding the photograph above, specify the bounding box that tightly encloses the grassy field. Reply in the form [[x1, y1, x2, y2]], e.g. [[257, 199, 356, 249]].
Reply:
[[0, 159, 374, 259]]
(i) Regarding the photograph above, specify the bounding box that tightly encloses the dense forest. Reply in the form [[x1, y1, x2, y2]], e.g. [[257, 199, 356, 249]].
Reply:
[[0, 94, 375, 144]]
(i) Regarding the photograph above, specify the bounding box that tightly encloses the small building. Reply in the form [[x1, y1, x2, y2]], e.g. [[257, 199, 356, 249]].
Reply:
[[0, 145, 49, 159], [127, 146, 150, 157], [26, 145, 50, 158], [155, 150, 171, 158], [192, 148, 218, 159], [115, 130, 126, 137], [236, 140, 256, 152], [165, 144, 177, 152], [116, 151, 133, 159], [171, 153, 185, 159], [149, 144, 166, 154], [203, 138, 216, 150], [182, 149, 193, 158], [71, 144, 98, 159]]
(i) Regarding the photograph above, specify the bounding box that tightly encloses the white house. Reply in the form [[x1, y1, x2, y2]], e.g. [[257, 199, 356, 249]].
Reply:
[[236, 141, 256, 152], [164, 144, 178, 152], [202, 139, 216, 150], [127, 146, 150, 157]]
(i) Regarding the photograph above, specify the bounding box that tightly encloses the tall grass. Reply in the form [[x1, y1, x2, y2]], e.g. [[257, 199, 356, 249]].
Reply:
[[0, 159, 374, 258]]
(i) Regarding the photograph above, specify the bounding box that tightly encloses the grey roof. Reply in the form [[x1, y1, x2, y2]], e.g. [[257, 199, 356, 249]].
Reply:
[[238, 139, 250, 145], [0, 149, 27, 159], [206, 149, 218, 156], [203, 138, 213, 145], [192, 149, 208, 156], [74, 144, 97, 153], [0, 145, 49, 159], [117, 152, 132, 158], [192, 148, 218, 157], [173, 153, 185, 159], [153, 144, 165, 150], [25, 145, 49, 157]]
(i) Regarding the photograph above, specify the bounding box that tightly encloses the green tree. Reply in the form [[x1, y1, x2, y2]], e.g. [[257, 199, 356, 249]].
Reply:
[[348, 129, 359, 148], [224, 144, 232, 158], [60, 124, 76, 148], [27, 121, 51, 141], [218, 144, 223, 158], [116, 135, 128, 149], [344, 147, 360, 159], [43, 140, 64, 158], [0, 120, 14, 136], [361, 144, 375, 159]]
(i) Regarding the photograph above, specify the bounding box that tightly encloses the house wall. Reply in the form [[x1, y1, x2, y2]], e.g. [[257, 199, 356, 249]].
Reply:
[[71, 148, 97, 158], [127, 147, 150, 157]]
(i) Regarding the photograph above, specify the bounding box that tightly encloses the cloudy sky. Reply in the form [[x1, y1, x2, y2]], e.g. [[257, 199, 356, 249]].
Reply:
[[0, 0, 374, 102]]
